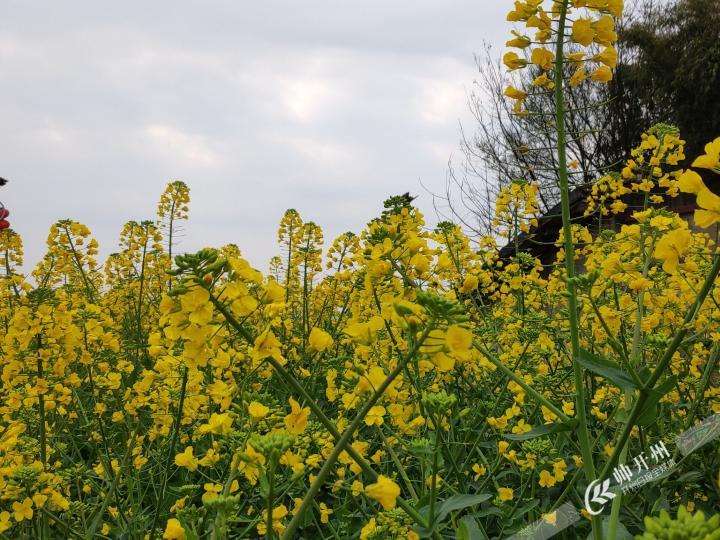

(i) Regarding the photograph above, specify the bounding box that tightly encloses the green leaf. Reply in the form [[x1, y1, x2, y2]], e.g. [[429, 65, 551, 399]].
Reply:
[[587, 517, 632, 540], [456, 516, 487, 540], [514, 499, 539, 518], [637, 376, 676, 427], [614, 408, 630, 423], [433, 494, 492, 524], [472, 507, 503, 518], [408, 444, 436, 457], [505, 420, 576, 441], [676, 470, 703, 482], [494, 470, 518, 481], [577, 348, 637, 390]]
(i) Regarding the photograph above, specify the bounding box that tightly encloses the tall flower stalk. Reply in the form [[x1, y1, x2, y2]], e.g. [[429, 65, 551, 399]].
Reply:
[[503, 1, 623, 537], [552, 2, 601, 538]]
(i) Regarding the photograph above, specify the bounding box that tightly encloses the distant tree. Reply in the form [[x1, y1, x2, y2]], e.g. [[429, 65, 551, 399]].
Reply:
[[437, 42, 621, 236], [615, 0, 720, 158], [438, 0, 720, 237]]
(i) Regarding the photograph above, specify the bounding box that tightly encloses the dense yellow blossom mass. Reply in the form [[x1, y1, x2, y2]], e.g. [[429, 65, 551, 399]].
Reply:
[[0, 131, 717, 537], [0, 1, 719, 538]]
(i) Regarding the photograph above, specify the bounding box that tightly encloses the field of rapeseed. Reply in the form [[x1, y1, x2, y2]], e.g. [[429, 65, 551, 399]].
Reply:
[[1, 1, 720, 539]]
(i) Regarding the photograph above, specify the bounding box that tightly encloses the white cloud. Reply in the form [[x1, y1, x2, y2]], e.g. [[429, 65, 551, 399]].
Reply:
[[0, 1, 510, 273], [279, 75, 337, 122], [0, 37, 19, 58], [37, 123, 70, 146], [286, 136, 352, 166], [142, 125, 220, 167], [414, 72, 470, 125]]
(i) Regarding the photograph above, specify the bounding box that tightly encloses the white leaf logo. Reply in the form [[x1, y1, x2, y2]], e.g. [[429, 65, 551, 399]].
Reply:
[[584, 479, 615, 515]]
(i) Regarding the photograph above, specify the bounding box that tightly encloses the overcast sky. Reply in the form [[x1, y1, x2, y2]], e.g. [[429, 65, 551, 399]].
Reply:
[[1, 1, 509, 273]]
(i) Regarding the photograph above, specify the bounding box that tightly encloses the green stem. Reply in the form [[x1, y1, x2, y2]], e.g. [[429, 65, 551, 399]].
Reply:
[[552, 3, 600, 537], [606, 393, 631, 540], [35, 334, 47, 540], [266, 461, 276, 540], [85, 430, 138, 539], [149, 366, 189, 539], [36, 335, 47, 469], [168, 202, 176, 261], [4, 249, 21, 299], [63, 224, 96, 303], [428, 416, 441, 531], [378, 426, 418, 500], [208, 291, 435, 533], [587, 295, 643, 387], [607, 231, 653, 539], [474, 343, 570, 422], [280, 325, 434, 540], [41, 508, 83, 539], [135, 229, 148, 368]]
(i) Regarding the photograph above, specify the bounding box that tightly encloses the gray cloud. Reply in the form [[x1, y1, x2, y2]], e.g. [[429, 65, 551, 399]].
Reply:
[[0, 0, 508, 272]]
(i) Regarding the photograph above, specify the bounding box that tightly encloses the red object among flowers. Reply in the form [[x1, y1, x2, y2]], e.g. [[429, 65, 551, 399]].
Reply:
[[0, 207, 9, 229]]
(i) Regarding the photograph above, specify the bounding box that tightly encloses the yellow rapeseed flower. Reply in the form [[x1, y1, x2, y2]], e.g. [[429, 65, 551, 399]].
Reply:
[[530, 47, 555, 70], [198, 413, 233, 436], [571, 18, 595, 46], [365, 405, 386, 427], [319, 502, 333, 524], [365, 475, 401, 510], [472, 463, 487, 480], [308, 327, 334, 352], [0, 512, 10, 533], [12, 498, 33, 522], [498, 487, 514, 501], [163, 518, 186, 540], [693, 137, 720, 172], [539, 470, 556, 488], [654, 229, 693, 274], [174, 447, 198, 471], [284, 398, 310, 435], [679, 170, 720, 228], [593, 45, 618, 68], [503, 86, 528, 101], [248, 401, 270, 420], [503, 51, 528, 71], [506, 30, 531, 49], [252, 328, 284, 364], [590, 66, 613, 83]]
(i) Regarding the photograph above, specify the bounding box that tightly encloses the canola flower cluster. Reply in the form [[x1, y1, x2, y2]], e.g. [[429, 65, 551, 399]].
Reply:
[[503, 0, 622, 115], [0, 135, 718, 538], [0, 1, 719, 538]]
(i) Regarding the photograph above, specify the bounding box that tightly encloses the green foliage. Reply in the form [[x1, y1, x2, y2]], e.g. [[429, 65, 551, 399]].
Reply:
[[636, 506, 720, 539]]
